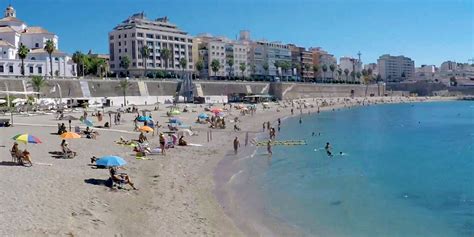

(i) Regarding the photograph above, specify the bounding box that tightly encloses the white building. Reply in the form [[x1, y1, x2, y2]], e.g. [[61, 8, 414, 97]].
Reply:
[[0, 5, 76, 77], [339, 56, 362, 74], [109, 13, 193, 78], [194, 34, 250, 78], [377, 54, 415, 82]]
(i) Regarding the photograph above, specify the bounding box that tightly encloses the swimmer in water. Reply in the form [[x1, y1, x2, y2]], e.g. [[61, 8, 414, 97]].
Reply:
[[325, 142, 333, 157], [299, 117, 302, 124]]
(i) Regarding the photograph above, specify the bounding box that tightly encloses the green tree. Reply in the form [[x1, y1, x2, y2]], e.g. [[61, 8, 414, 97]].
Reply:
[[179, 57, 187, 79], [210, 59, 220, 77], [195, 59, 204, 79], [321, 64, 328, 81], [72, 51, 85, 77], [227, 59, 234, 79], [31, 75, 45, 99], [303, 64, 311, 82], [239, 62, 246, 80], [118, 79, 130, 106], [312, 65, 320, 81], [141, 45, 151, 78], [281, 61, 291, 81], [44, 39, 55, 78], [329, 64, 336, 81], [337, 68, 342, 81], [18, 43, 29, 76], [263, 62, 269, 80], [120, 56, 131, 77], [160, 48, 171, 74], [344, 69, 350, 83]]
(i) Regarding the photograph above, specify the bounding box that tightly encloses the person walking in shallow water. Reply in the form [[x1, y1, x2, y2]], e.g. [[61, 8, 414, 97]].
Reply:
[[299, 117, 302, 124], [325, 142, 333, 157], [267, 140, 272, 156], [233, 137, 240, 154]]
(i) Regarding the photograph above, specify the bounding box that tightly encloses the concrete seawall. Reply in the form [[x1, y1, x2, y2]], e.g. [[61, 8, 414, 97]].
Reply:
[[4, 78, 469, 105]]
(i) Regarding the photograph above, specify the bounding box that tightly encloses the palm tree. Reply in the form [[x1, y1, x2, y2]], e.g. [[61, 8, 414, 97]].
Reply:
[[120, 56, 131, 77], [195, 59, 204, 79], [329, 64, 336, 81], [350, 71, 356, 82], [303, 64, 311, 82], [118, 79, 130, 106], [141, 45, 150, 78], [31, 75, 45, 99], [321, 65, 328, 82], [226, 59, 234, 79], [281, 61, 291, 81], [362, 69, 374, 97], [274, 61, 281, 80], [72, 51, 85, 78], [179, 57, 187, 79], [263, 62, 269, 81], [337, 68, 342, 81], [160, 48, 171, 75], [44, 39, 55, 78], [344, 69, 350, 83], [239, 63, 246, 80], [18, 43, 29, 76], [312, 65, 320, 82], [210, 59, 220, 77]]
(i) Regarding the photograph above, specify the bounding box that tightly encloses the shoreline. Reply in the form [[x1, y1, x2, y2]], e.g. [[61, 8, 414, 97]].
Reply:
[[212, 96, 458, 236], [0, 96, 458, 236]]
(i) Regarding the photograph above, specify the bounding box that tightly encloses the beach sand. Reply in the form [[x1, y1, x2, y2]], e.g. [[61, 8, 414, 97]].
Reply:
[[0, 96, 455, 236]]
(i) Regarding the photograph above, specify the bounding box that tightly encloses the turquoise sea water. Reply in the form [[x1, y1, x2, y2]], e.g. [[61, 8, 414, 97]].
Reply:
[[242, 101, 474, 236]]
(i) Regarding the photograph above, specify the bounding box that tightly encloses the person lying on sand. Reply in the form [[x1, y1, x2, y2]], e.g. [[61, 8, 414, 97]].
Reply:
[[178, 136, 187, 146]]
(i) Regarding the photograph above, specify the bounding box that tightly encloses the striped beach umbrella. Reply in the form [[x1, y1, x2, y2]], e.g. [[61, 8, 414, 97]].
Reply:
[[12, 134, 42, 144]]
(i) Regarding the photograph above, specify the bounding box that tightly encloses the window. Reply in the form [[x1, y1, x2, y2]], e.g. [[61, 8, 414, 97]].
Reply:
[[0, 65, 3, 73], [29, 66, 33, 73], [155, 35, 161, 39], [125, 48, 127, 53], [132, 62, 136, 66], [118, 49, 121, 53], [110, 64, 115, 69], [132, 33, 135, 37], [124, 34, 127, 38], [162, 36, 167, 40], [137, 33, 143, 37], [118, 35, 121, 39], [35, 43, 39, 48], [38, 67, 42, 74], [124, 41, 127, 46], [146, 34, 154, 39], [9, 65, 13, 73], [109, 35, 114, 40], [118, 42, 121, 46]]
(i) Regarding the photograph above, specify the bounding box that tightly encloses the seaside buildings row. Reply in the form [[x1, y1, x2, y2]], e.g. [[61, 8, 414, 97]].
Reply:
[[0, 5, 471, 87]]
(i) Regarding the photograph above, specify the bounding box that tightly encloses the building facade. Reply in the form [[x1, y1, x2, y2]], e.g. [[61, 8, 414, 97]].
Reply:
[[109, 13, 193, 78], [310, 47, 337, 80], [0, 5, 76, 78], [193, 34, 250, 78], [377, 54, 415, 82]]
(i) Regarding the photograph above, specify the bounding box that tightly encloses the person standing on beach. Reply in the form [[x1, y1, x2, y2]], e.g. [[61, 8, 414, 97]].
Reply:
[[278, 118, 281, 127], [291, 108, 294, 115], [233, 137, 240, 154], [262, 122, 266, 132], [267, 121, 270, 130], [159, 133, 166, 155]]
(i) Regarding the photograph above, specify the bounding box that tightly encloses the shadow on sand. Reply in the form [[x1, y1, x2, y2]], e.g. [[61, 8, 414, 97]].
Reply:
[[84, 178, 113, 188]]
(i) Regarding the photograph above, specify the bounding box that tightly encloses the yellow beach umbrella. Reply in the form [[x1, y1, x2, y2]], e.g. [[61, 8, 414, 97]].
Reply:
[[139, 125, 154, 132], [60, 132, 81, 139]]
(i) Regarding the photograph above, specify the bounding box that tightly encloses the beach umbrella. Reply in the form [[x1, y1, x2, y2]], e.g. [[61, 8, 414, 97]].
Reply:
[[169, 117, 182, 124], [12, 134, 42, 144], [0, 99, 6, 104], [170, 110, 181, 115], [216, 112, 225, 117], [82, 118, 94, 127], [62, 115, 79, 121], [60, 132, 81, 139], [210, 108, 222, 113], [96, 155, 127, 167], [136, 116, 151, 122], [139, 125, 154, 132], [198, 113, 209, 119]]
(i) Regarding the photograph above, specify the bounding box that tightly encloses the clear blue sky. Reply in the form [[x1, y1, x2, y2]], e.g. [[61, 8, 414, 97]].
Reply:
[[9, 0, 474, 66]]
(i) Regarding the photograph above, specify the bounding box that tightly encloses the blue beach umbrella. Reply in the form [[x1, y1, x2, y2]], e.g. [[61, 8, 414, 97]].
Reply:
[[169, 117, 182, 124], [96, 155, 127, 167], [137, 116, 151, 122], [198, 113, 209, 119], [82, 118, 93, 127]]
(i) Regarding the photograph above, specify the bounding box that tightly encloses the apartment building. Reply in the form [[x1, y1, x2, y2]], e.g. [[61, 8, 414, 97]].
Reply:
[[377, 54, 415, 82], [109, 13, 193, 77]]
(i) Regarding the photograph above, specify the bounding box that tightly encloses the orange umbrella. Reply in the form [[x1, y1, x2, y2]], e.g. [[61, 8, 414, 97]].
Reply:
[[60, 132, 81, 139], [139, 125, 154, 132]]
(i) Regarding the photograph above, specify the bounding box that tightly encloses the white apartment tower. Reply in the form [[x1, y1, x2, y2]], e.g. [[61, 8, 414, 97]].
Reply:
[[377, 54, 415, 82], [109, 13, 193, 78]]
